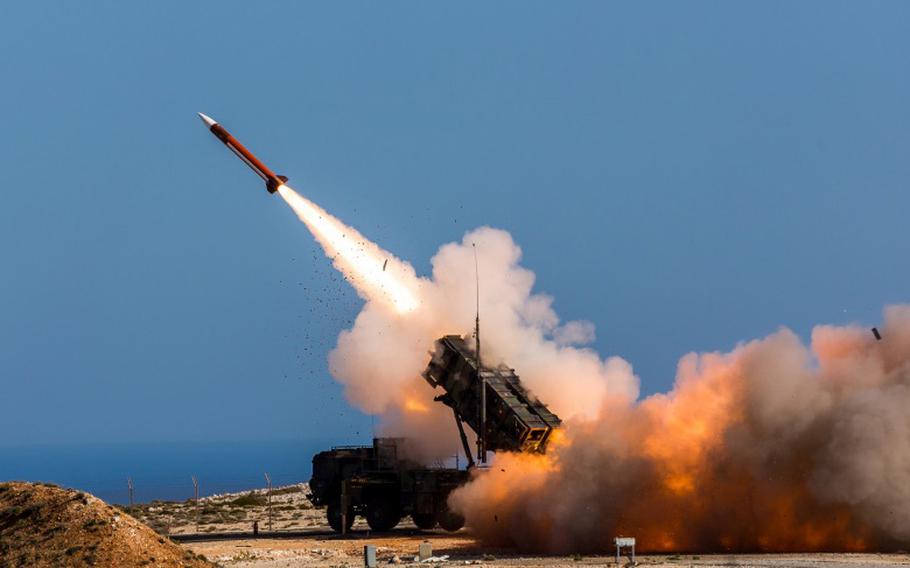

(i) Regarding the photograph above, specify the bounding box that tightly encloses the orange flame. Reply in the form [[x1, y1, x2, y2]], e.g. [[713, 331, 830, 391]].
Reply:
[[403, 397, 430, 414]]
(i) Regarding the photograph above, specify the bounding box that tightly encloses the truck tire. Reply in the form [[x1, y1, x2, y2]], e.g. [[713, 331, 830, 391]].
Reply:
[[327, 501, 354, 533], [411, 513, 437, 530], [438, 510, 465, 532], [366, 497, 401, 532]]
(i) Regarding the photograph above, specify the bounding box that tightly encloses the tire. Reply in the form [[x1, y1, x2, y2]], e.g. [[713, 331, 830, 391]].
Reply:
[[327, 501, 354, 533], [438, 510, 464, 532], [366, 497, 401, 532], [411, 513, 437, 530]]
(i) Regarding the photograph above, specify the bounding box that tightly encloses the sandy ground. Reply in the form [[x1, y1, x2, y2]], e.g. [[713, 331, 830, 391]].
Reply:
[[181, 529, 910, 568], [128, 485, 910, 568]]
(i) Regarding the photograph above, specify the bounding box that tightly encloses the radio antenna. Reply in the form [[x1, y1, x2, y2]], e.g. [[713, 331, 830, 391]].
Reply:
[[473, 243, 486, 464]]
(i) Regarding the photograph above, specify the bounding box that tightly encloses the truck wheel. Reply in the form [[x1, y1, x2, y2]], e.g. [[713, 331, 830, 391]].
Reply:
[[438, 511, 464, 532], [327, 501, 354, 533], [411, 513, 437, 530], [366, 498, 401, 532]]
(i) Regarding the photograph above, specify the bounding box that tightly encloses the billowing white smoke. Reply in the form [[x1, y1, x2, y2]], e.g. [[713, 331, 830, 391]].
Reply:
[[328, 224, 640, 457], [330, 225, 639, 417]]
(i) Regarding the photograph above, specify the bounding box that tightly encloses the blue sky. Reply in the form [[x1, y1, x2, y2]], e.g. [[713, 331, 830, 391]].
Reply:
[[1, 2, 908, 445]]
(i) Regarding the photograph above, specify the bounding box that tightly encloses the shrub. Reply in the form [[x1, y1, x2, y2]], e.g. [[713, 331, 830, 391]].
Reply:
[[229, 492, 266, 507]]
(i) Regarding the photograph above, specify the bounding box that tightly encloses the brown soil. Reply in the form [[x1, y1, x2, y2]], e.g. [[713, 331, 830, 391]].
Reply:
[[0, 481, 214, 568]]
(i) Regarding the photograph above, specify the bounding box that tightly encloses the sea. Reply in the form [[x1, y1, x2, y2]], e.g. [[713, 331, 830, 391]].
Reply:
[[0, 438, 352, 505]]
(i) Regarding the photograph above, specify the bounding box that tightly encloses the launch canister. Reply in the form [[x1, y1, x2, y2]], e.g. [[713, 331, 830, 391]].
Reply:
[[198, 112, 287, 194]]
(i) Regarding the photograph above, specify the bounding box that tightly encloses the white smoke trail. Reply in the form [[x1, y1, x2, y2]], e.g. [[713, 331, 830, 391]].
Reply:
[[277, 185, 421, 314]]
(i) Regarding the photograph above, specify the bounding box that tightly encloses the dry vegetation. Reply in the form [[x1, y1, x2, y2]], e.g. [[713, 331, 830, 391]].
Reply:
[[123, 483, 334, 536]]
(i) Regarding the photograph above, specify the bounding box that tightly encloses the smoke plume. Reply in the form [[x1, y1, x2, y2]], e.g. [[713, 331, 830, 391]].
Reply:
[[279, 185, 910, 552], [451, 311, 910, 552]]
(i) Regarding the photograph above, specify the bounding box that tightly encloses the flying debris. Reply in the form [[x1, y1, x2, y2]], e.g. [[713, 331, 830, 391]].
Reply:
[[382, 259, 388, 271], [197, 112, 288, 194], [872, 327, 882, 340]]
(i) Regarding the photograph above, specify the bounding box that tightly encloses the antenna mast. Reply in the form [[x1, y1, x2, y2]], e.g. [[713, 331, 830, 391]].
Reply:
[[473, 244, 486, 464]]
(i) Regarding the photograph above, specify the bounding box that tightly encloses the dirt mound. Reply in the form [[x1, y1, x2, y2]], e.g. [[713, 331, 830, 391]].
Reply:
[[0, 481, 214, 568]]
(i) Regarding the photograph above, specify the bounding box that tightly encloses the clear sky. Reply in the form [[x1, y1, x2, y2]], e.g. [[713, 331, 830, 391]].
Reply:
[[1, 2, 908, 445]]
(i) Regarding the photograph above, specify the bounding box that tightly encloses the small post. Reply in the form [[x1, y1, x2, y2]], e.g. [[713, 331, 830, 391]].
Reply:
[[191, 475, 199, 533], [614, 537, 636, 566], [418, 541, 432, 561], [364, 544, 377, 567], [127, 477, 134, 507], [264, 472, 272, 532]]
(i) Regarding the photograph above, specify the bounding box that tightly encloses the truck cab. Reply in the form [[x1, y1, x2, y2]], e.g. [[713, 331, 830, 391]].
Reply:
[[307, 438, 468, 533]]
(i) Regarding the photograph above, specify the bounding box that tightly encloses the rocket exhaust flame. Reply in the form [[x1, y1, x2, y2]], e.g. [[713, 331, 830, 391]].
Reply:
[[272, 178, 910, 554], [276, 185, 419, 313]]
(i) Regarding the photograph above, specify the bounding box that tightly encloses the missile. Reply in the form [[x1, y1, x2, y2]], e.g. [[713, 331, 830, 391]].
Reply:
[[198, 112, 287, 194]]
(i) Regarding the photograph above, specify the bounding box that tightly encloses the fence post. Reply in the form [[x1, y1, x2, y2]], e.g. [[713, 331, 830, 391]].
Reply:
[[191, 475, 199, 533], [264, 472, 272, 532]]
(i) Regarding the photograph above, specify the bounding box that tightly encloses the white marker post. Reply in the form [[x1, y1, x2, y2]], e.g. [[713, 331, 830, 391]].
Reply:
[[614, 537, 635, 565]]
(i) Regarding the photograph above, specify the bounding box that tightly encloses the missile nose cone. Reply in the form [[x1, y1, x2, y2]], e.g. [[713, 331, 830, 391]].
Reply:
[[198, 112, 217, 128]]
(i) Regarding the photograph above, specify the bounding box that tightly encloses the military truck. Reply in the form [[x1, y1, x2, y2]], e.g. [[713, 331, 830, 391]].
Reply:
[[307, 438, 468, 533], [307, 334, 560, 533]]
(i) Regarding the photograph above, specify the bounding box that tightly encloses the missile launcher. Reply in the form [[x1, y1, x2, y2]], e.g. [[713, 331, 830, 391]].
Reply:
[[423, 335, 562, 456]]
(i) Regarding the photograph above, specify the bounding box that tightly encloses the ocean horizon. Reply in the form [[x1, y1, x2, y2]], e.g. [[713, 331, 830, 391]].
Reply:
[[0, 438, 361, 504]]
